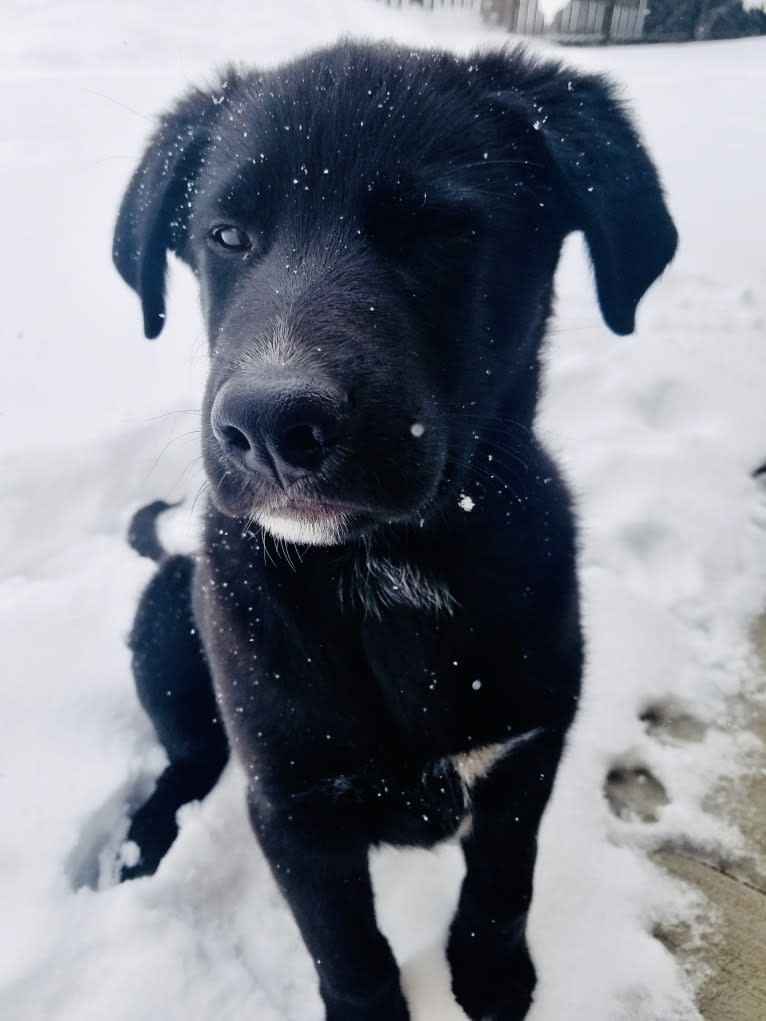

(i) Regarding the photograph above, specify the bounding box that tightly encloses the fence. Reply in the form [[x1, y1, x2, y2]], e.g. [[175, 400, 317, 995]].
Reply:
[[549, 1, 649, 41], [380, 0, 650, 42], [481, 0, 649, 41]]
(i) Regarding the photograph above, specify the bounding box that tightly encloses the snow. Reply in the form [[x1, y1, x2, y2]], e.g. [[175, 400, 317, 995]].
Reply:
[[536, 1, 569, 21], [1, 2, 765, 1020]]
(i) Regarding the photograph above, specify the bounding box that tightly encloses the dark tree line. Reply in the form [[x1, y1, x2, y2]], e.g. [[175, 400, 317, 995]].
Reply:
[[645, 0, 766, 40]]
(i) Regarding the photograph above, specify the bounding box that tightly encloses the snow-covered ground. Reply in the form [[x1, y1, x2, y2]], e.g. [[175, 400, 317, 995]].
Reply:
[[1, 2, 765, 1019]]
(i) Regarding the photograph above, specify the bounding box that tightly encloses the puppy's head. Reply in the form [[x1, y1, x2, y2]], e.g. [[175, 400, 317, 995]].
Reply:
[[114, 42, 676, 546]]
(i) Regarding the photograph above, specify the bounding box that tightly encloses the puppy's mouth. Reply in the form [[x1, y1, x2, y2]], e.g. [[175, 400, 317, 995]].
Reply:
[[213, 472, 376, 545], [247, 490, 363, 547], [214, 476, 436, 547], [203, 414, 450, 546], [253, 497, 358, 546]]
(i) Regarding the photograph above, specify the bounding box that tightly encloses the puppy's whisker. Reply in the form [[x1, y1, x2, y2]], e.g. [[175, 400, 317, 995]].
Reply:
[[445, 454, 523, 503], [82, 88, 152, 122], [188, 479, 210, 523], [143, 429, 202, 485], [278, 536, 297, 572], [167, 456, 205, 494], [140, 408, 202, 422], [455, 157, 547, 173], [441, 407, 533, 432], [462, 458, 524, 501], [261, 530, 277, 568]]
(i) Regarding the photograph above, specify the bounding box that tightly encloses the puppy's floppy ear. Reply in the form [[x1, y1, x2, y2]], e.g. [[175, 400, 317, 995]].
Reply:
[[489, 54, 677, 335], [113, 88, 217, 339]]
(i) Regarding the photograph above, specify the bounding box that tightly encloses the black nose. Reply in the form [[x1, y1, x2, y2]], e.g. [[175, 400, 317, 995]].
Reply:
[[211, 375, 347, 487]]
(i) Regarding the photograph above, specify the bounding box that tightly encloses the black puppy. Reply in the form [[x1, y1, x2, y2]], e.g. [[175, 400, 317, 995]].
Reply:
[[114, 41, 676, 1021]]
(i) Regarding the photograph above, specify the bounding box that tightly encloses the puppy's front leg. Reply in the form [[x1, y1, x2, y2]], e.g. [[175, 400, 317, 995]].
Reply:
[[448, 727, 566, 1021], [248, 797, 409, 1021]]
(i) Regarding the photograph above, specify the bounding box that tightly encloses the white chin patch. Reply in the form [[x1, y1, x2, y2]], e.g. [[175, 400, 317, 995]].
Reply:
[[256, 509, 348, 546]]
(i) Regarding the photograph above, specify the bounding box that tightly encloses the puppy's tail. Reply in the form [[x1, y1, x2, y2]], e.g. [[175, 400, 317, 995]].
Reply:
[[127, 500, 179, 563]]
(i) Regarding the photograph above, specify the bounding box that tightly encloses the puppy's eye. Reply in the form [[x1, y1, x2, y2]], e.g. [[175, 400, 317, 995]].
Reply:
[[210, 225, 252, 251]]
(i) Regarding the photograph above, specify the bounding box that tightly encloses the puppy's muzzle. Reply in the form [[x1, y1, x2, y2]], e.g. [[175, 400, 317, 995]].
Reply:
[[211, 372, 348, 489]]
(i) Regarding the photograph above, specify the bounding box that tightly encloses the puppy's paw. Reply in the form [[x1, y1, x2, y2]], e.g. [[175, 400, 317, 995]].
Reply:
[[453, 968, 533, 1021], [116, 839, 153, 883], [116, 801, 176, 881], [64, 777, 153, 890], [323, 977, 410, 1021], [448, 920, 535, 1021], [480, 984, 533, 1021]]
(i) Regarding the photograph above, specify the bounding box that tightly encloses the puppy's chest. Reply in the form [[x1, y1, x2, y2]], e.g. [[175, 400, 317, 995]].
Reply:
[[359, 609, 514, 749]]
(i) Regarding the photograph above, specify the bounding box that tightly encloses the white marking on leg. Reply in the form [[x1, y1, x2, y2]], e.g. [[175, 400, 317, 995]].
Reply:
[[452, 728, 544, 788]]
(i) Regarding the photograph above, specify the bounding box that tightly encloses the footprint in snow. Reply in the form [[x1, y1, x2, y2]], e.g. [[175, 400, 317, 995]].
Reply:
[[64, 772, 157, 891], [604, 701, 706, 823]]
